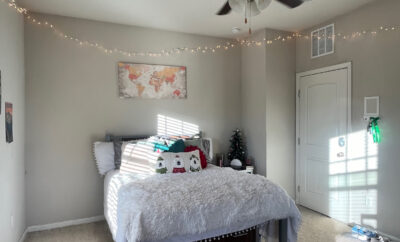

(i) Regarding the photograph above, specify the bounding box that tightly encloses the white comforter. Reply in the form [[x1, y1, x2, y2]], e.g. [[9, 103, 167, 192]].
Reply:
[[106, 166, 301, 242]]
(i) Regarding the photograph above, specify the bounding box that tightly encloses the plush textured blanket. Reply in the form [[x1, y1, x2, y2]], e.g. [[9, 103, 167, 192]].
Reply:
[[115, 166, 301, 242]]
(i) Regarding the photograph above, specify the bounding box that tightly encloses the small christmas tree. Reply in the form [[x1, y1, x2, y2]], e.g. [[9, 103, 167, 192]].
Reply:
[[227, 129, 246, 168]]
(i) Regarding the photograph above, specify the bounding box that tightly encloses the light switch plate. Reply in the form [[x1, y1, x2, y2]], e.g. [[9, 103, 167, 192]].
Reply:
[[364, 96, 379, 119]]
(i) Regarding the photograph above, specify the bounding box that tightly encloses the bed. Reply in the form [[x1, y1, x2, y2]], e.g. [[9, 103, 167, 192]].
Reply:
[[102, 135, 301, 242]]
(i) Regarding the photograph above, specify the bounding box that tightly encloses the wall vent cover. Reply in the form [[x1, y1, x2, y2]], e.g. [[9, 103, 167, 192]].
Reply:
[[311, 24, 334, 58]]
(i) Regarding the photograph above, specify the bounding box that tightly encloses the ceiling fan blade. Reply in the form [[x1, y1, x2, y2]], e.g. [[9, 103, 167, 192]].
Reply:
[[216, 1, 232, 15], [276, 0, 304, 8]]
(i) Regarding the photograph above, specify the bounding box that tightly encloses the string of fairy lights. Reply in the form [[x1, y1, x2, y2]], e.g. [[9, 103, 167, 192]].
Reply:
[[3, 0, 400, 58]]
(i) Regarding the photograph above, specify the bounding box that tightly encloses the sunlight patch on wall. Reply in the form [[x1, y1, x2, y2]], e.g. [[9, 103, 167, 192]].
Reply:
[[329, 130, 378, 229], [157, 114, 199, 136]]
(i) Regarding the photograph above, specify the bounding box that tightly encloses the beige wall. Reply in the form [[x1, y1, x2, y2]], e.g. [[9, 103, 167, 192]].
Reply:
[[0, 3, 26, 242], [296, 0, 400, 237], [241, 30, 267, 176], [265, 30, 296, 198], [241, 29, 296, 197], [25, 14, 241, 226]]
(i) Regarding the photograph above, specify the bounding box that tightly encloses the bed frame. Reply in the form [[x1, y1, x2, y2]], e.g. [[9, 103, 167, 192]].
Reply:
[[105, 134, 289, 242], [279, 219, 288, 242], [194, 219, 288, 242], [105, 134, 150, 142]]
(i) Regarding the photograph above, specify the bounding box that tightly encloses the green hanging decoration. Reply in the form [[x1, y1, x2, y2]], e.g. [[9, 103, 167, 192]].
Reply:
[[368, 117, 381, 144]]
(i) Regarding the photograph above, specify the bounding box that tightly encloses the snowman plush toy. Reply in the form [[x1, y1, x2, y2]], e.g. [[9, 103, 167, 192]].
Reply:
[[172, 155, 186, 173], [155, 157, 168, 174], [189, 154, 201, 172]]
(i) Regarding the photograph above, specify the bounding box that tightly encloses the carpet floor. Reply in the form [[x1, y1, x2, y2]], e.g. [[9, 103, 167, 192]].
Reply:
[[25, 206, 359, 242]]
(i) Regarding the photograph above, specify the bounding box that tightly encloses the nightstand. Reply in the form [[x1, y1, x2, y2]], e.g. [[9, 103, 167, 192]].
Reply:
[[238, 166, 254, 174]]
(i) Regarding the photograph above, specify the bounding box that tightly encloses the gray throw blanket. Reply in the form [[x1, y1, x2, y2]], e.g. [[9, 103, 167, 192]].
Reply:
[[115, 166, 301, 242]]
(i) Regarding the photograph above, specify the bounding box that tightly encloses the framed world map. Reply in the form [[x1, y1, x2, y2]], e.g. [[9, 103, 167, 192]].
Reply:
[[118, 62, 187, 99]]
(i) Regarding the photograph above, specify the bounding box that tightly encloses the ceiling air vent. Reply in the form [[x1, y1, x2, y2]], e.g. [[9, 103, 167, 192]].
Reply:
[[311, 24, 334, 58]]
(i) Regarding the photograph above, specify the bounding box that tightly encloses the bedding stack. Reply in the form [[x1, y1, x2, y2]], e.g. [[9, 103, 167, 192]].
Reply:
[[105, 165, 301, 242], [93, 135, 211, 176], [95, 135, 301, 242]]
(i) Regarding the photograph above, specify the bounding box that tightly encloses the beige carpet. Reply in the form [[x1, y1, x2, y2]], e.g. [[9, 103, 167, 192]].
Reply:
[[25, 206, 358, 242], [297, 206, 358, 242]]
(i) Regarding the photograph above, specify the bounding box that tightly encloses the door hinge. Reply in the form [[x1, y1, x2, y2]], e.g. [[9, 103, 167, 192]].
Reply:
[[297, 137, 300, 145], [297, 89, 301, 98], [297, 185, 300, 193]]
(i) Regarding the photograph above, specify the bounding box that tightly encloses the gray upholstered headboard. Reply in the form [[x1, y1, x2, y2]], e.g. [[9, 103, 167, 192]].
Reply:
[[105, 134, 150, 142], [105, 134, 213, 161]]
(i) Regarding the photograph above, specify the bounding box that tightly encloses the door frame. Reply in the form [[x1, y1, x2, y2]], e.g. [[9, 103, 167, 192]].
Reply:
[[295, 62, 352, 204]]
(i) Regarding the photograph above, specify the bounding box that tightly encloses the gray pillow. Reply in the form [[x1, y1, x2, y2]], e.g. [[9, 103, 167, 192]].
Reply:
[[113, 140, 123, 169], [113, 139, 143, 169]]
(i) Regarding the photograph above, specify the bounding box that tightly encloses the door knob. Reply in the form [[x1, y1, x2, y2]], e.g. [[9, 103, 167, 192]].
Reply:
[[338, 137, 346, 147]]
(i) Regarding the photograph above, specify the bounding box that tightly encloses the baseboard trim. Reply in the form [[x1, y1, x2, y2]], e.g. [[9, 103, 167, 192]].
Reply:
[[27, 215, 105, 233], [379, 231, 400, 242], [18, 229, 28, 242]]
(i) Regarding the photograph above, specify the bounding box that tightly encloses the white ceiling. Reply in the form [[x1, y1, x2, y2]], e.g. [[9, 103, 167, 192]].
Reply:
[[18, 0, 375, 38]]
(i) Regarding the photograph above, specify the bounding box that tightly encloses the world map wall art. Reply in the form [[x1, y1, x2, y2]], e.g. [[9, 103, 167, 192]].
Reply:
[[118, 62, 187, 99]]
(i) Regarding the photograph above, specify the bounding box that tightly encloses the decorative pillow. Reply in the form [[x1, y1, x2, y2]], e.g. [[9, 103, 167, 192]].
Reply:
[[113, 140, 123, 169], [93, 142, 115, 175], [113, 138, 144, 169], [184, 146, 207, 169], [184, 138, 213, 162], [119, 139, 159, 175], [155, 150, 201, 174], [168, 139, 185, 152], [187, 151, 202, 172], [151, 137, 185, 153]]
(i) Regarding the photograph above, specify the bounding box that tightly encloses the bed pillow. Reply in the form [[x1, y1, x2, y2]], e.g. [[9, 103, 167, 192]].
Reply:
[[151, 137, 185, 153], [93, 142, 115, 175], [113, 140, 123, 169], [184, 146, 207, 169], [184, 138, 212, 162], [113, 138, 144, 169], [168, 139, 185, 152], [119, 139, 158, 175], [155, 150, 201, 174]]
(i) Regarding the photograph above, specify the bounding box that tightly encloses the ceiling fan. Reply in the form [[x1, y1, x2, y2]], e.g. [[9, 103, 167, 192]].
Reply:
[[217, 0, 306, 34]]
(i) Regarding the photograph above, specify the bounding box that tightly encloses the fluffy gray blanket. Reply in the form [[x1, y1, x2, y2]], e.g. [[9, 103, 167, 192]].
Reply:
[[116, 166, 301, 242]]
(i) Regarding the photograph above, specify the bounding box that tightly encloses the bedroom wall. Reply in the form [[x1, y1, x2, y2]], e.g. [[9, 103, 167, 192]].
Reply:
[[0, 3, 26, 242], [241, 29, 296, 198], [24, 14, 241, 227], [241, 30, 267, 176], [265, 29, 296, 198], [296, 0, 400, 237]]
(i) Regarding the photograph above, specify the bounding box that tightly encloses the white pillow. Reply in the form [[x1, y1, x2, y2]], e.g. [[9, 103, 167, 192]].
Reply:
[[93, 142, 115, 175], [156, 150, 201, 174]]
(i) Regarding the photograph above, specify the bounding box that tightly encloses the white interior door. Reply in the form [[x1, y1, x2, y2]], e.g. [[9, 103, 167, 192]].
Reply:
[[296, 63, 351, 216]]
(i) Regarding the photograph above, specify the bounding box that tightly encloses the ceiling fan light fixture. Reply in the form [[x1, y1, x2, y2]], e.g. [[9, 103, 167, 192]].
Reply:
[[255, 0, 272, 11], [228, 0, 260, 17], [228, 0, 272, 16]]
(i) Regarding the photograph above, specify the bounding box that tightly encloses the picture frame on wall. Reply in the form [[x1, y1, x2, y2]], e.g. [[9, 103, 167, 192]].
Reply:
[[5, 102, 13, 143], [118, 62, 187, 99]]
